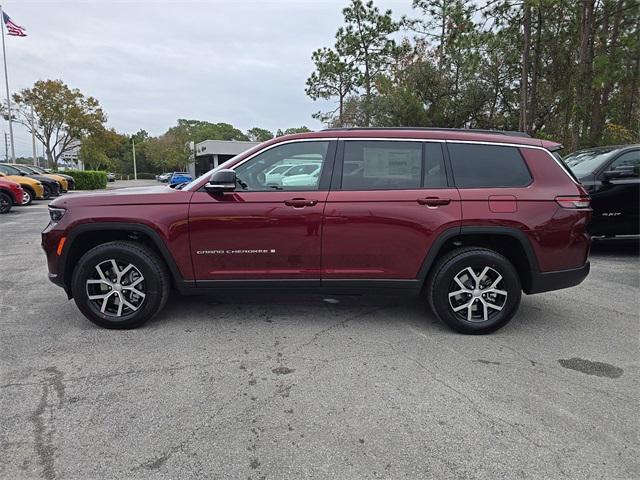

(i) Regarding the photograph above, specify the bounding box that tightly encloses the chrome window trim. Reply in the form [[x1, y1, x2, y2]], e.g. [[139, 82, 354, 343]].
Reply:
[[190, 136, 578, 189], [228, 138, 333, 172]]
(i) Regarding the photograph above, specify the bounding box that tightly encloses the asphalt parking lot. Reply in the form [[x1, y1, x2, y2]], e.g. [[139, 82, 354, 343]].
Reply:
[[1, 185, 638, 480]]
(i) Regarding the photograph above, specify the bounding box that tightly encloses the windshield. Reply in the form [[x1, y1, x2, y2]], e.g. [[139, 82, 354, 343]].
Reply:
[[0, 164, 21, 175], [564, 149, 616, 177]]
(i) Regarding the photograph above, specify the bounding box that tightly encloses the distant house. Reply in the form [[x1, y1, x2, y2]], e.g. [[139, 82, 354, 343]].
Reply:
[[192, 139, 260, 177]]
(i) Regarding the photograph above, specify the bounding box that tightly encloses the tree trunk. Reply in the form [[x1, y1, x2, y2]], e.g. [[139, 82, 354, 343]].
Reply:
[[626, 51, 640, 126], [571, 0, 595, 150], [590, 0, 624, 145], [520, 1, 531, 133], [528, 5, 542, 135], [46, 147, 56, 170], [363, 51, 371, 127]]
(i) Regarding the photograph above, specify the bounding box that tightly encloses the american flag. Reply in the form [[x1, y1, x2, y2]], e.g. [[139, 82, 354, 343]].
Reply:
[[3, 12, 27, 37]]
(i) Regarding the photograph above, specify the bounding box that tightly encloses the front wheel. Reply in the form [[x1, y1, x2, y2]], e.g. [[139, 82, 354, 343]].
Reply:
[[42, 184, 51, 200], [0, 191, 12, 213], [427, 247, 522, 334], [71, 241, 171, 329], [21, 188, 33, 206]]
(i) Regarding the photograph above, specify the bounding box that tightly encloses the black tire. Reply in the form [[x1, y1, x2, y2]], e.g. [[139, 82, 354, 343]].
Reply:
[[0, 191, 12, 213], [42, 184, 51, 200], [426, 247, 522, 334], [21, 187, 33, 206], [71, 241, 171, 329]]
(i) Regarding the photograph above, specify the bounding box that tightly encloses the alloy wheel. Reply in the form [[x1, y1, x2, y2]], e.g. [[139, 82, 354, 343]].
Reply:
[[448, 266, 508, 322], [86, 259, 146, 317], [21, 190, 31, 205]]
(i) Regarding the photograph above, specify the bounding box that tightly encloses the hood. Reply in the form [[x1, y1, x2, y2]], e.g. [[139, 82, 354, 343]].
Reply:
[[49, 185, 193, 208]]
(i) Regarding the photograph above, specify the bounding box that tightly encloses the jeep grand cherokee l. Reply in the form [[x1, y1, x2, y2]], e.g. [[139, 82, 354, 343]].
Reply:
[[42, 128, 591, 334]]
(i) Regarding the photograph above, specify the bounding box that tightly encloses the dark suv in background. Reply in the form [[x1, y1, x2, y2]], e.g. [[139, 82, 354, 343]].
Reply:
[[564, 145, 639, 237], [42, 128, 591, 334]]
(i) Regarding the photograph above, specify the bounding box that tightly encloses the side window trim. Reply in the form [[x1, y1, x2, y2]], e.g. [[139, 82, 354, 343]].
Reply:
[[318, 140, 338, 191], [329, 140, 345, 191]]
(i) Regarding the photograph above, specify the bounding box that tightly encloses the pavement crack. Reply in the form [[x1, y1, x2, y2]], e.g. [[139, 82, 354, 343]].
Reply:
[[29, 367, 65, 480], [291, 306, 389, 354]]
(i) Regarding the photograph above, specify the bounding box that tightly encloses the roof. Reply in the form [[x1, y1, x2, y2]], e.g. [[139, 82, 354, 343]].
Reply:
[[269, 128, 561, 150], [323, 127, 531, 138]]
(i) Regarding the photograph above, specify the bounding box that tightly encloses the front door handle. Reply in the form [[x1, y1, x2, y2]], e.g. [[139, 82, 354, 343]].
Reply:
[[284, 198, 318, 208], [417, 197, 451, 207]]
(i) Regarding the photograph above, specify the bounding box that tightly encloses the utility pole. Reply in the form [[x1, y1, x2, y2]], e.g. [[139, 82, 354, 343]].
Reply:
[[132, 138, 137, 180], [4, 131, 8, 161]]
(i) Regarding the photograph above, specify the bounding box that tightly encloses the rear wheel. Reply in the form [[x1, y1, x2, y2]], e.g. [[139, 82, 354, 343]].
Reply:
[[0, 191, 12, 213], [21, 187, 33, 206], [71, 241, 171, 329], [427, 247, 522, 334]]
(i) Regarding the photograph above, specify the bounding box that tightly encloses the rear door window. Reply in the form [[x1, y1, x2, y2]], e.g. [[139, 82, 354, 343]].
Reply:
[[448, 143, 532, 188], [340, 141, 447, 190]]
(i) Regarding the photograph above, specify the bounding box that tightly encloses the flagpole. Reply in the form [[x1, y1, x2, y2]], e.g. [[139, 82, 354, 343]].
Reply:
[[0, 4, 15, 161]]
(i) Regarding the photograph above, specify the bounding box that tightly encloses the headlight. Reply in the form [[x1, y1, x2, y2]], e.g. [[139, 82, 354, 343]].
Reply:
[[49, 207, 66, 222]]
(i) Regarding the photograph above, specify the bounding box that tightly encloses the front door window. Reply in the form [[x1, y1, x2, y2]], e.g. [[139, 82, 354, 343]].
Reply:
[[234, 141, 329, 191]]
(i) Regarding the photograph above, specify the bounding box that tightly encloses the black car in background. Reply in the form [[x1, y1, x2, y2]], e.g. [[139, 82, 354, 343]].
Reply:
[[564, 145, 639, 237], [0, 163, 60, 199], [24, 165, 76, 190]]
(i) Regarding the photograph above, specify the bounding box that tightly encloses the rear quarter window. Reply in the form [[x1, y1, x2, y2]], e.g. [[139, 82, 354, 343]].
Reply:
[[448, 143, 532, 188]]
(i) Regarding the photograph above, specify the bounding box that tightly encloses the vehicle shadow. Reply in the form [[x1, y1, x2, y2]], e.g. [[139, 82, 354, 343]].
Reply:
[[589, 236, 640, 258]]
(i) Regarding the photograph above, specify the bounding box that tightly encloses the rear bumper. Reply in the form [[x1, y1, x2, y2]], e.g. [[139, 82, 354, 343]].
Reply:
[[527, 262, 590, 294]]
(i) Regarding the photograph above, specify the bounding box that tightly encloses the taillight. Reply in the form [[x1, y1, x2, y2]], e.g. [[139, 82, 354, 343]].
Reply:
[[555, 196, 590, 209]]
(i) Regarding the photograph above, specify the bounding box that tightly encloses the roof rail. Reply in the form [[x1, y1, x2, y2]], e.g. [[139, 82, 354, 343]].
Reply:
[[321, 127, 531, 138]]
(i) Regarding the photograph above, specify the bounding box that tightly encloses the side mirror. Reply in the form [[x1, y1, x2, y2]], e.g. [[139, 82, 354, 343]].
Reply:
[[204, 169, 236, 193], [603, 166, 636, 180]]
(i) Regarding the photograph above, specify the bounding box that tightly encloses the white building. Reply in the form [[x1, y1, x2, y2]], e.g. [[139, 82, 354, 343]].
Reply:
[[192, 139, 260, 177], [59, 140, 83, 170]]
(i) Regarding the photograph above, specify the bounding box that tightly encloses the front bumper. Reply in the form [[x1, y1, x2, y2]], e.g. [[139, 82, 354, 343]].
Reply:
[[527, 262, 590, 294]]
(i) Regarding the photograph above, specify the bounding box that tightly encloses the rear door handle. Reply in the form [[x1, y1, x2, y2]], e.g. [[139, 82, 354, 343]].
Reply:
[[284, 198, 318, 208], [417, 197, 451, 207]]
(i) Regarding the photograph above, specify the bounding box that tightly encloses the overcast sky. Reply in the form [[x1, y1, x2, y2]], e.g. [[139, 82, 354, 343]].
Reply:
[[3, 0, 413, 157]]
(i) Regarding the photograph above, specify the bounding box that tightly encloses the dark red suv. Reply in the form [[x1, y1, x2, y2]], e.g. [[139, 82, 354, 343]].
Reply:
[[42, 128, 591, 333]]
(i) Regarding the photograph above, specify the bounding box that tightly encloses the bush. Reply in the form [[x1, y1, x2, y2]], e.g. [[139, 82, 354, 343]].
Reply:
[[64, 170, 108, 190]]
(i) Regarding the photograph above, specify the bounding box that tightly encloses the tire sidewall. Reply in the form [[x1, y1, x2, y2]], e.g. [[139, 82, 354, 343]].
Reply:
[[432, 250, 521, 334], [71, 244, 165, 328], [0, 191, 12, 213]]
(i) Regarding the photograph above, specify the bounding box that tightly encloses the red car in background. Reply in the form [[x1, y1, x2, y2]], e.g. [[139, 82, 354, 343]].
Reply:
[[0, 177, 24, 214]]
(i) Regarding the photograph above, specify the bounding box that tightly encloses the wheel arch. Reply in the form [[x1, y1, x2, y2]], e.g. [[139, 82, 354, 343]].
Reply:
[[61, 223, 187, 295], [21, 184, 35, 199], [418, 226, 539, 294]]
